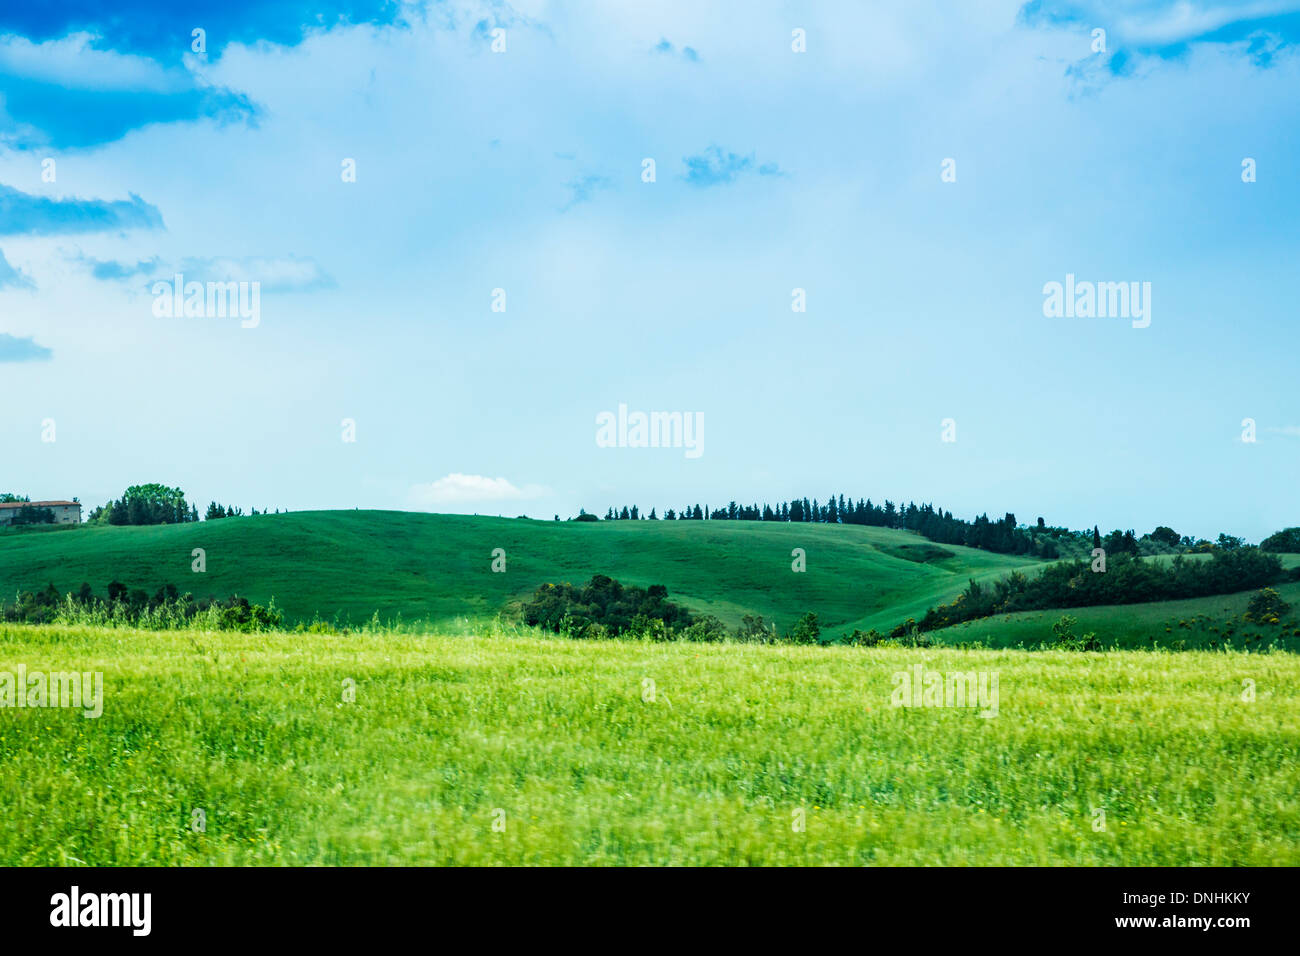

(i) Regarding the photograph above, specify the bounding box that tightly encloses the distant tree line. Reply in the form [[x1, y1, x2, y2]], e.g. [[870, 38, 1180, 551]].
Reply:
[[205, 502, 283, 519], [586, 496, 1066, 558], [915, 548, 1294, 633], [578, 496, 1276, 561], [81, 484, 284, 525]]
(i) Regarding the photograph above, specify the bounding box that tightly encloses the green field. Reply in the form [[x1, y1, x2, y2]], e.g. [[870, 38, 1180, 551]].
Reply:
[[2, 622, 1296, 865], [0, 511, 1045, 636]]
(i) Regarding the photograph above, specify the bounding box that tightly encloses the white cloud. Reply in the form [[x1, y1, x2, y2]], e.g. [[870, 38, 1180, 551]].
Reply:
[[0, 33, 188, 92], [409, 473, 547, 508], [0, 248, 34, 289], [1115, 1, 1300, 46], [75, 253, 334, 291], [175, 255, 335, 292]]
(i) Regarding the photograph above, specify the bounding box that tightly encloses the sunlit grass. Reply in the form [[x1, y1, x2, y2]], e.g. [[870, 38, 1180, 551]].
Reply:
[[2, 621, 1296, 865]]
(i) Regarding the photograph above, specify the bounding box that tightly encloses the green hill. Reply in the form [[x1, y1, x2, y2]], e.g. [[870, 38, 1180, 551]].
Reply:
[[926, 579, 1300, 650], [0, 510, 1043, 636]]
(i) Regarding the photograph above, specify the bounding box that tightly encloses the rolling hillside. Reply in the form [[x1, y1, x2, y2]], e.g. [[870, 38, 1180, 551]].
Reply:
[[927, 579, 1300, 650], [0, 511, 1043, 636]]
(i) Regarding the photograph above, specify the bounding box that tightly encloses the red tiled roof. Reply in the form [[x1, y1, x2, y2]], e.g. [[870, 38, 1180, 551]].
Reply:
[[0, 500, 80, 509]]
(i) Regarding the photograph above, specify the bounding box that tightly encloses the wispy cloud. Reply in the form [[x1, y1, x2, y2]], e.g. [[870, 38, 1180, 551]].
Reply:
[[0, 249, 34, 289], [75, 255, 162, 281], [0, 333, 50, 362], [174, 256, 335, 293], [76, 253, 335, 292], [653, 37, 699, 62], [0, 183, 163, 236], [1019, 0, 1300, 75], [561, 173, 611, 211], [410, 473, 548, 508], [682, 146, 784, 187]]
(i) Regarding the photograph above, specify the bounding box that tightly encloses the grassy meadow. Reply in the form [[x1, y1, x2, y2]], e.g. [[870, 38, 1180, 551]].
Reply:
[[2, 621, 1297, 866]]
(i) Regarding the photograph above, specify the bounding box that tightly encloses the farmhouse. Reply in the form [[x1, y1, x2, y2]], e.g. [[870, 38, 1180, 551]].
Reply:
[[0, 500, 81, 526]]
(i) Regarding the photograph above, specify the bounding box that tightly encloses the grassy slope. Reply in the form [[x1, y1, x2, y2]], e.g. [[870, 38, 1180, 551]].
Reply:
[[2, 623, 1296, 865], [927, 554, 1300, 650], [927, 580, 1300, 650], [0, 511, 1043, 635]]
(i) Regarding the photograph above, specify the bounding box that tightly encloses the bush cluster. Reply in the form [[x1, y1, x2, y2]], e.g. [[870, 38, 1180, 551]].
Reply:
[[522, 575, 823, 644], [3, 581, 282, 632]]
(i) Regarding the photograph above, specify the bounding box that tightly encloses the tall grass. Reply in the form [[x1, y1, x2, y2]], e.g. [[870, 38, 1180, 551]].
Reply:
[[1, 621, 1297, 865], [45, 594, 281, 632]]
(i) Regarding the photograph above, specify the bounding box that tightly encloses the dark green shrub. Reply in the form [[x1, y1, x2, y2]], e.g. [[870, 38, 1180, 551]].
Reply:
[[1051, 614, 1100, 651], [845, 628, 884, 646], [680, 615, 728, 642], [788, 611, 821, 644], [521, 575, 695, 639], [1261, 528, 1300, 553], [1245, 588, 1291, 625], [735, 614, 776, 643]]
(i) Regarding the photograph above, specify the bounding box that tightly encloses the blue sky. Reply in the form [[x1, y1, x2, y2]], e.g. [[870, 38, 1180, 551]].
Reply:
[[1, 0, 1297, 541]]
